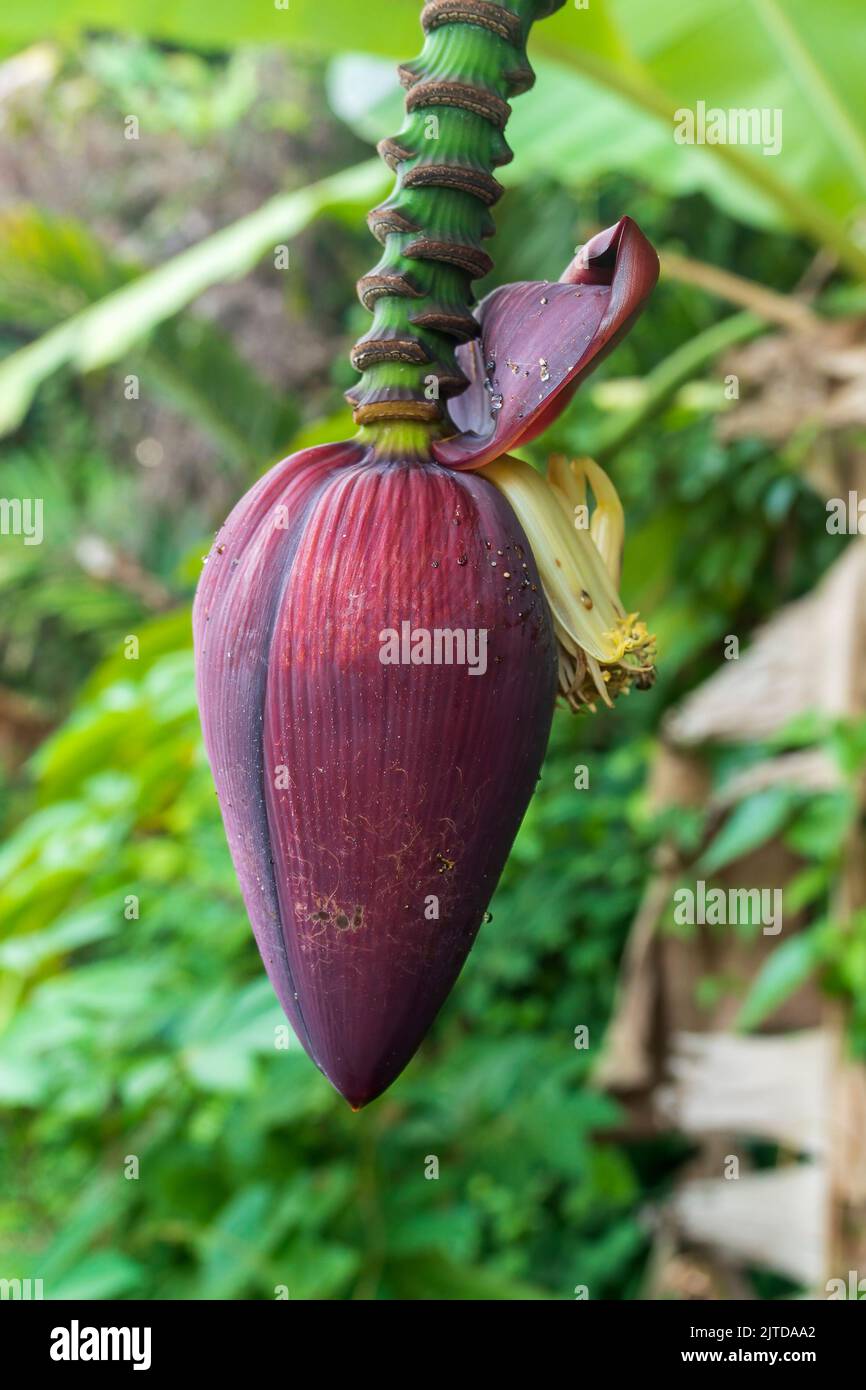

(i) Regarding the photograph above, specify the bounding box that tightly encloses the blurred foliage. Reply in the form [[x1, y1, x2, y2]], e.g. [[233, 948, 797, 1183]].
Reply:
[[3, 2, 864, 252], [3, 0, 866, 428], [1, 1, 865, 1300], [0, 166, 385, 436], [0, 204, 300, 462]]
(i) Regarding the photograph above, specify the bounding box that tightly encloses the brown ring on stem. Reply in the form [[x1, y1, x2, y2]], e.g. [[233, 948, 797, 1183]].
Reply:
[[352, 400, 443, 425], [404, 80, 511, 130], [421, 0, 523, 46], [402, 164, 503, 205], [377, 138, 419, 171], [410, 310, 481, 341], [350, 339, 431, 371], [350, 0, 557, 434], [366, 207, 420, 244], [430, 370, 472, 397], [357, 273, 424, 310], [403, 238, 493, 278], [502, 65, 535, 96]]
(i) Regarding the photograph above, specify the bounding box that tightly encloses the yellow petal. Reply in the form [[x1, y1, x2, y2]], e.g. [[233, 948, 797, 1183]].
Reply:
[[485, 452, 655, 712], [548, 453, 586, 515], [548, 455, 624, 585], [485, 454, 625, 663]]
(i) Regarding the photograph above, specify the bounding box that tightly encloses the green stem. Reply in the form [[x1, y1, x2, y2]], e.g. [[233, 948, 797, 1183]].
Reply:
[[348, 0, 565, 443]]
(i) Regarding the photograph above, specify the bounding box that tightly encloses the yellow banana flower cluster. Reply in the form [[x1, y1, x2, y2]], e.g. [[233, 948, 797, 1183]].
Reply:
[[486, 454, 656, 711]]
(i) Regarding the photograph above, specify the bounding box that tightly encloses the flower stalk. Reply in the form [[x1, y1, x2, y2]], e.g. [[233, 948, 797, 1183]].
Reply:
[[348, 0, 567, 439]]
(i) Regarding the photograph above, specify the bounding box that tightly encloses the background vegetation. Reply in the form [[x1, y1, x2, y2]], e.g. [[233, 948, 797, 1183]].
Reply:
[[0, 0, 864, 1299]]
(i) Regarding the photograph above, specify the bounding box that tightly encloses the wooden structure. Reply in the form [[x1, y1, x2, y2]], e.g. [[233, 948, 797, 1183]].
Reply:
[[596, 539, 866, 1298]]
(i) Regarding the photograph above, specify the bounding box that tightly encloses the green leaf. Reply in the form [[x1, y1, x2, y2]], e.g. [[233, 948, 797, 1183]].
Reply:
[[4, 2, 862, 265], [328, 0, 866, 273], [0, 1057, 46, 1104], [735, 929, 823, 1030], [700, 787, 796, 874], [48, 1251, 145, 1301], [387, 1253, 553, 1301], [542, 0, 866, 273], [0, 1, 430, 57], [0, 898, 117, 973]]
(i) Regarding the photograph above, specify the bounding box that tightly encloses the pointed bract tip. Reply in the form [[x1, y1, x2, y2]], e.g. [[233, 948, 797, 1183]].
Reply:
[[432, 214, 659, 471]]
